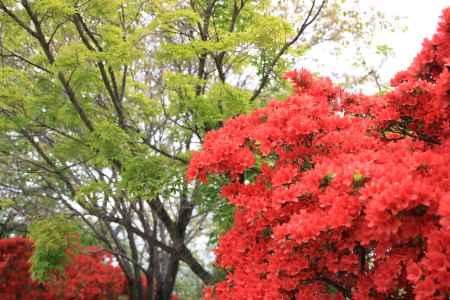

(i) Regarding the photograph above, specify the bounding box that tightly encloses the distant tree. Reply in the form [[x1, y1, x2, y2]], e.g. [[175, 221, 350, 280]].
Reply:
[[0, 0, 394, 298], [189, 7, 450, 299]]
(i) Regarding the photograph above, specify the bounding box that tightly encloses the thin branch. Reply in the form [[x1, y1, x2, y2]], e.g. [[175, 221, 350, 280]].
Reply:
[[141, 140, 189, 164], [249, 0, 327, 102], [21, 0, 53, 62], [58, 72, 95, 131], [15, 0, 94, 131], [33, 121, 85, 144], [72, 13, 128, 129], [0, 50, 53, 74], [75, 13, 103, 51], [47, 20, 67, 45], [120, 65, 128, 101], [20, 129, 76, 195]]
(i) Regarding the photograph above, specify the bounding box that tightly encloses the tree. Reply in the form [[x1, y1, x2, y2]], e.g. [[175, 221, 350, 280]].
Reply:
[[0, 0, 394, 299], [188, 7, 450, 299]]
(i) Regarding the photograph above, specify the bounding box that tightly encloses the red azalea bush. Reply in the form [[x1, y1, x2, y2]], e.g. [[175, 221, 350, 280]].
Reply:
[[0, 237, 51, 300], [0, 237, 127, 299], [188, 7, 450, 300], [48, 245, 127, 299]]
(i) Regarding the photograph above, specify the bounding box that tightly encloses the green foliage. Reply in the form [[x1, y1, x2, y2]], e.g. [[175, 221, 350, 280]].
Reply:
[[197, 176, 235, 246], [174, 264, 204, 300], [88, 121, 131, 164], [75, 223, 102, 248], [28, 215, 79, 281], [120, 155, 174, 199], [27, 215, 101, 281], [376, 44, 394, 57], [0, 198, 14, 209], [320, 172, 336, 189], [76, 181, 110, 208], [352, 170, 368, 190]]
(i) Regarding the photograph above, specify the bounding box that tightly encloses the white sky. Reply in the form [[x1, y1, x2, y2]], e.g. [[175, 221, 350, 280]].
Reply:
[[367, 0, 449, 81], [296, 0, 450, 93]]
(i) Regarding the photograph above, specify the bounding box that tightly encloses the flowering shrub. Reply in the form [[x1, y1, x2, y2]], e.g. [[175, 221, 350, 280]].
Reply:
[[0, 237, 127, 299], [189, 7, 450, 300], [48, 245, 127, 299], [0, 237, 51, 300]]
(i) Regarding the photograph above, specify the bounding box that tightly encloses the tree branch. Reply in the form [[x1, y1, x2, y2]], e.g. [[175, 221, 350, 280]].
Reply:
[[72, 13, 128, 129], [0, 1, 38, 38], [148, 197, 213, 284], [249, 0, 327, 102], [141, 140, 189, 164], [13, 1, 95, 131], [316, 276, 352, 299], [0, 48, 53, 74], [58, 72, 95, 131], [20, 129, 77, 196]]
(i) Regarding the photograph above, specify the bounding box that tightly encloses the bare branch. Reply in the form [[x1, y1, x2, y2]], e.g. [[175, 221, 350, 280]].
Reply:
[[47, 20, 67, 45], [141, 139, 189, 164], [249, 0, 327, 102], [20, 129, 76, 196]]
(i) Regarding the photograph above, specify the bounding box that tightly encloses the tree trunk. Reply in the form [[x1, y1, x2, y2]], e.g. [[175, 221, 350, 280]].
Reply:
[[161, 255, 180, 300]]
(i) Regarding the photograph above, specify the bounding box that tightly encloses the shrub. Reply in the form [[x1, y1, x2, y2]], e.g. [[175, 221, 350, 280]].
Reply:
[[189, 7, 450, 300]]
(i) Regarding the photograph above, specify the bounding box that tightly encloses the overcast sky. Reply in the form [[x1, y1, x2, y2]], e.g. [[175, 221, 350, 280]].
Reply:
[[368, 0, 449, 79], [296, 0, 449, 93]]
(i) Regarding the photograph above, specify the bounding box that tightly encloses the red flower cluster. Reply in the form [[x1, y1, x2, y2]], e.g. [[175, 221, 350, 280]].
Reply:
[[48, 245, 127, 299], [189, 7, 450, 300], [0, 237, 127, 300], [0, 237, 50, 300]]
